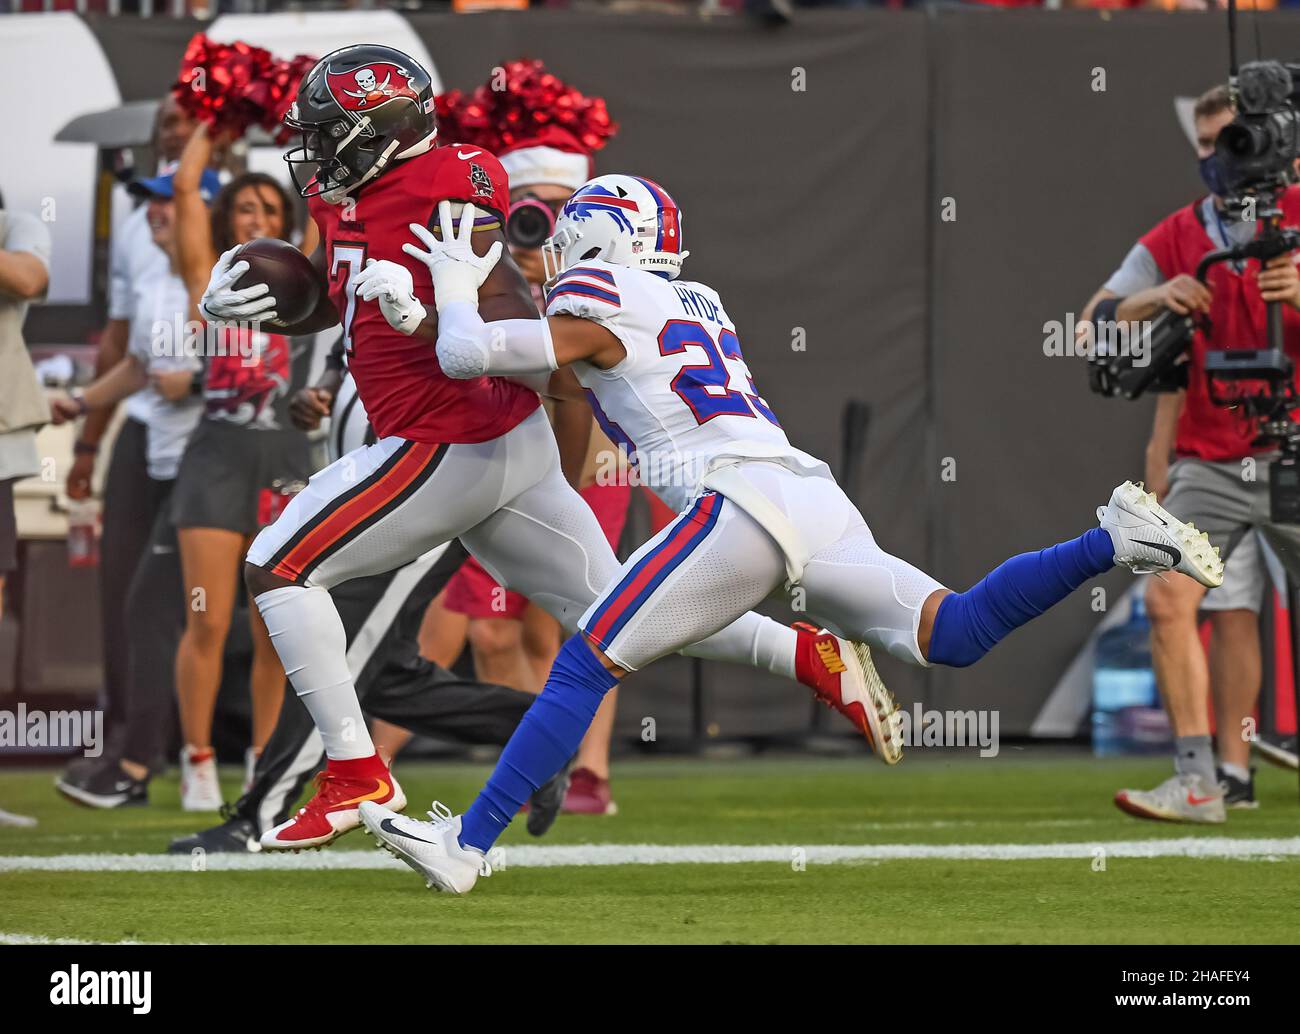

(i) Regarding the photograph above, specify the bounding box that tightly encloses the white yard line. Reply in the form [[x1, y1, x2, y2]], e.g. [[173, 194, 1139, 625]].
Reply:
[[1, 836, 1298, 873], [0, 933, 150, 945]]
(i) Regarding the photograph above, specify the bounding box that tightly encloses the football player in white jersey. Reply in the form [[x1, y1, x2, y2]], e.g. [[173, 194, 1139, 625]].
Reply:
[[356, 177, 1224, 894]]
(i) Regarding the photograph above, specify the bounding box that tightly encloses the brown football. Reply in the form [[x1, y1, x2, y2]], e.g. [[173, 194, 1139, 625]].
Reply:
[[232, 237, 321, 327]]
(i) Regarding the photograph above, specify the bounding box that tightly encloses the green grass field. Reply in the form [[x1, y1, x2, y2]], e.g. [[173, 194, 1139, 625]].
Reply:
[[2, 751, 1299, 944]]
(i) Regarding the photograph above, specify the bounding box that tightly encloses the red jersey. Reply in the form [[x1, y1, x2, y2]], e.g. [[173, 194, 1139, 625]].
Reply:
[[204, 323, 292, 429], [1140, 186, 1300, 461], [309, 146, 538, 445]]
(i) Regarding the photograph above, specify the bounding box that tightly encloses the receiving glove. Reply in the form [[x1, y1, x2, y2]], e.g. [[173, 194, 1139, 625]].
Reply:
[[403, 200, 503, 312], [198, 246, 279, 323], [353, 258, 428, 336]]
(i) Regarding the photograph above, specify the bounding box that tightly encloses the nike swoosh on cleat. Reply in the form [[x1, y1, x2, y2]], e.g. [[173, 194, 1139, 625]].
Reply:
[[1186, 792, 1219, 806], [380, 817, 437, 845], [1132, 540, 1181, 565], [336, 779, 391, 809]]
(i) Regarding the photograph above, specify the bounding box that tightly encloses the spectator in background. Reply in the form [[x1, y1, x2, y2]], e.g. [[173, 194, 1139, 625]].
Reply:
[[0, 187, 52, 831], [1081, 84, 1300, 822], [65, 94, 200, 769], [167, 122, 312, 811], [52, 170, 211, 809]]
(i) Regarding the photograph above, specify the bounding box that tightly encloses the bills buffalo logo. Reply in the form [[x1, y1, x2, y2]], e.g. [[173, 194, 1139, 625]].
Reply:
[[469, 162, 495, 199], [326, 62, 419, 114], [562, 184, 639, 235]]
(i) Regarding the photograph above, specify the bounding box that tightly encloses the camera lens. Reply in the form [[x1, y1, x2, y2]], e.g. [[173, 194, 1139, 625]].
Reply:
[[507, 199, 556, 250]]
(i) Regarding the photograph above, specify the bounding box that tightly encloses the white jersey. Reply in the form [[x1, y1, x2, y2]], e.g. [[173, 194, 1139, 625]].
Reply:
[[545, 259, 829, 514]]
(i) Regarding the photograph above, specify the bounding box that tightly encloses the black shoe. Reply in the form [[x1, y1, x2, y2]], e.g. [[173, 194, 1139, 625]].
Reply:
[[55, 759, 148, 809], [1252, 732, 1298, 772], [60, 728, 124, 782], [167, 805, 260, 854], [1217, 766, 1258, 810], [526, 758, 574, 838]]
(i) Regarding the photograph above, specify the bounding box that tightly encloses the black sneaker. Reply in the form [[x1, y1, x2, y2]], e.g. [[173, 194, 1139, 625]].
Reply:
[[55, 759, 148, 809], [1252, 732, 1298, 772], [167, 805, 261, 854], [526, 759, 573, 838], [1217, 766, 1258, 810]]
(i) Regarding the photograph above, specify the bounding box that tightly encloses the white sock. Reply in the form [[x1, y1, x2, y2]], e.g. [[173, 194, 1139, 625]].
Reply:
[[1221, 762, 1250, 783], [682, 612, 797, 680], [254, 585, 375, 761]]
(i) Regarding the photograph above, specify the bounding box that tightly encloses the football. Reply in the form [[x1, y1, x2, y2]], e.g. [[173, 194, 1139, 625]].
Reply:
[[232, 236, 321, 327]]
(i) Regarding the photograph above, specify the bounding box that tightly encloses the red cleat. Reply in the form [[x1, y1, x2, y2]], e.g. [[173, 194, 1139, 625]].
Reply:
[[260, 753, 406, 850], [561, 767, 618, 816], [793, 622, 903, 764]]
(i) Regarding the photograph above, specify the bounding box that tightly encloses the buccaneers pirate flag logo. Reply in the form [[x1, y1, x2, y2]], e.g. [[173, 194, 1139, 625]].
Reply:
[[326, 62, 419, 112]]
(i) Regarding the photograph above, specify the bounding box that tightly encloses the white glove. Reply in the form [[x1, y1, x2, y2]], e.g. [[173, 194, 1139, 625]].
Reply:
[[353, 258, 428, 336], [403, 200, 503, 313], [198, 246, 278, 323]]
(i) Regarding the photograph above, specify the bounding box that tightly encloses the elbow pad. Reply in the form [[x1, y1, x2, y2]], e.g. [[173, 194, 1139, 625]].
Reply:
[[435, 301, 558, 380]]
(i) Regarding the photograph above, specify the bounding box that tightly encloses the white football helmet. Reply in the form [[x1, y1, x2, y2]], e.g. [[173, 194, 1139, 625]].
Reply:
[[542, 174, 689, 284]]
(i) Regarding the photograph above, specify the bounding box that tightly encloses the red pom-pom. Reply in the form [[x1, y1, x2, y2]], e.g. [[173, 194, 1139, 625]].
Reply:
[[172, 33, 316, 143], [435, 59, 618, 157]]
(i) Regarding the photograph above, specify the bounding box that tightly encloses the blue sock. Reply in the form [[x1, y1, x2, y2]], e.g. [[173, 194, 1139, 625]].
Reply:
[[928, 527, 1114, 668], [459, 634, 618, 853]]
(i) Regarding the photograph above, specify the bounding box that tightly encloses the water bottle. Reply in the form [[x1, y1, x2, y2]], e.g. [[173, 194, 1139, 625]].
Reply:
[[1091, 594, 1160, 756], [67, 498, 101, 569]]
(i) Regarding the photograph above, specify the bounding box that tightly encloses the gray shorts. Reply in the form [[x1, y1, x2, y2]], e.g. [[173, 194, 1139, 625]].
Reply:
[[1163, 457, 1274, 612], [171, 420, 313, 537]]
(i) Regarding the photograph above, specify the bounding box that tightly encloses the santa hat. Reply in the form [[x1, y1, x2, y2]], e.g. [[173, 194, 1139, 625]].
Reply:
[[436, 60, 617, 192], [499, 125, 591, 192]]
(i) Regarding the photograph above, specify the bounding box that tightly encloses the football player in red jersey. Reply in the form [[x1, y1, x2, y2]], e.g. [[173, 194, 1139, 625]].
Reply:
[[202, 45, 900, 852]]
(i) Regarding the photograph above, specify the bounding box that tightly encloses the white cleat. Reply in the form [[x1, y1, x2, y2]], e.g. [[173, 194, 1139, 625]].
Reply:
[[359, 800, 491, 895], [1098, 480, 1223, 588]]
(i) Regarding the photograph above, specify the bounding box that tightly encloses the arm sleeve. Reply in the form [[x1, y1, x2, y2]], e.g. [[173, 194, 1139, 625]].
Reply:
[[1102, 242, 1162, 297], [4, 211, 52, 302], [435, 300, 557, 380], [5, 211, 52, 268]]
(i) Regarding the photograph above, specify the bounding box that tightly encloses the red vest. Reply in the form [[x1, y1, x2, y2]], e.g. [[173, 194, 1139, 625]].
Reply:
[[1140, 186, 1300, 461]]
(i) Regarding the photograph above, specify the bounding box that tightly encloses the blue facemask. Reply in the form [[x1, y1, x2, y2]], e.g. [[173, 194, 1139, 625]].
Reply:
[[1199, 154, 1229, 198]]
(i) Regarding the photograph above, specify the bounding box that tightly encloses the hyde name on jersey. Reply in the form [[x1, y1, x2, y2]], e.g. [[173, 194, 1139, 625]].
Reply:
[[545, 257, 828, 513]]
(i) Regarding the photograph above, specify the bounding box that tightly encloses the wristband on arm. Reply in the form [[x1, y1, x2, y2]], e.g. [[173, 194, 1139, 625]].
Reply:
[[1090, 297, 1124, 355], [1092, 297, 1122, 325]]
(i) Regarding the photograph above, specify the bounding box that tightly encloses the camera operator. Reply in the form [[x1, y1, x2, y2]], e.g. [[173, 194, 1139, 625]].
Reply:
[[1082, 84, 1300, 822]]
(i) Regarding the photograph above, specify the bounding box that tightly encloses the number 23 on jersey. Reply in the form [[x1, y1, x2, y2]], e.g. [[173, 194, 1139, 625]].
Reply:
[[657, 319, 780, 427]]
